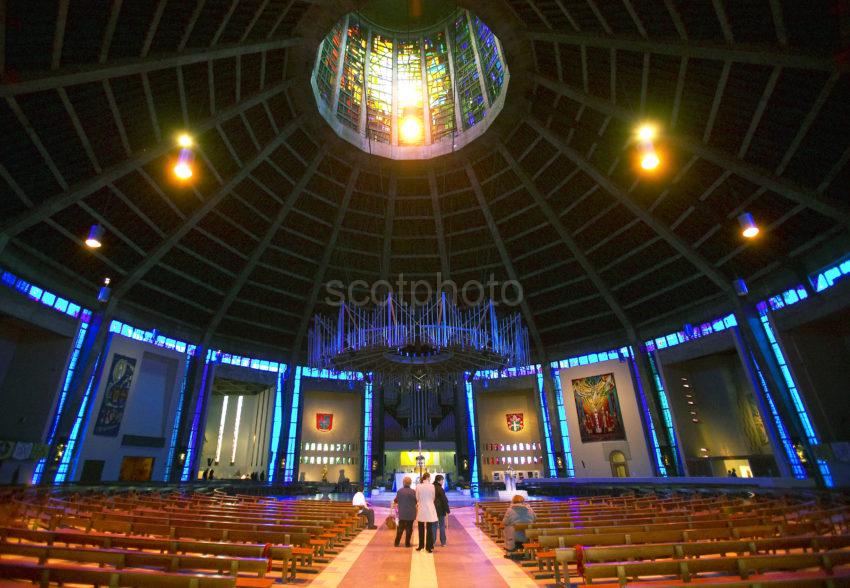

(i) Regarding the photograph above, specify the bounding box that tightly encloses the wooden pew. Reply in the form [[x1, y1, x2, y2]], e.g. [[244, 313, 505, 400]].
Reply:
[[0, 559, 237, 587]]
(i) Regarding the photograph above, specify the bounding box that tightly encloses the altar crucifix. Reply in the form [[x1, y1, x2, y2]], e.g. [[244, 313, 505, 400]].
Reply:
[[415, 439, 426, 480]]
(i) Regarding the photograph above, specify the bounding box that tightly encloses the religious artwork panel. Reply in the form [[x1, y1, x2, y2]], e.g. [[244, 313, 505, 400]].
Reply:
[[316, 413, 334, 432], [93, 354, 137, 437], [506, 412, 524, 432], [572, 373, 626, 442]]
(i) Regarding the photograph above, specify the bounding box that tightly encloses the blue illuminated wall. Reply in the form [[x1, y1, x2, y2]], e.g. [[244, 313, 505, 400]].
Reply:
[[535, 368, 557, 477], [55, 336, 110, 484], [548, 362, 574, 476], [283, 366, 303, 483], [363, 378, 373, 489], [757, 307, 833, 487], [464, 377, 479, 494], [267, 368, 287, 482], [181, 350, 213, 482]]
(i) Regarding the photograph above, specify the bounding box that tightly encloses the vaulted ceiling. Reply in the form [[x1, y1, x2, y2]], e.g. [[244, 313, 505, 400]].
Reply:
[[1, 0, 848, 362]]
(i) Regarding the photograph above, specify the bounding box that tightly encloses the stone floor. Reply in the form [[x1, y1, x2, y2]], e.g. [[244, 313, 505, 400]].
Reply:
[[308, 505, 539, 588]]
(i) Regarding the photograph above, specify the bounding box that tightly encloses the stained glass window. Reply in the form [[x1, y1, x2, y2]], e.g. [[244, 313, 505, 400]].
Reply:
[[311, 9, 507, 158], [316, 21, 343, 107], [425, 32, 455, 142], [366, 33, 393, 144], [472, 16, 504, 106], [337, 23, 366, 131], [450, 12, 486, 130]]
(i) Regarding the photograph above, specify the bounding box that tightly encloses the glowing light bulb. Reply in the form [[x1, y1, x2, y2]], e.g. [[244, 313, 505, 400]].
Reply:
[[177, 133, 193, 148], [85, 223, 104, 249], [173, 161, 193, 180], [173, 148, 195, 181], [637, 124, 657, 142], [640, 150, 660, 170], [400, 115, 423, 143], [738, 212, 759, 239]]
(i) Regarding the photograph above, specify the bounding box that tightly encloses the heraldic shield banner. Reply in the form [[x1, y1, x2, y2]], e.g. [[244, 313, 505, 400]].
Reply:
[[316, 413, 333, 432], [94, 354, 137, 437], [571, 373, 626, 442], [506, 413, 524, 432]]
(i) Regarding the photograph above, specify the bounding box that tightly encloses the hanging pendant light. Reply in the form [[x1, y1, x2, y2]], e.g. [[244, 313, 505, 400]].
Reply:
[[738, 212, 759, 239], [85, 223, 104, 249]]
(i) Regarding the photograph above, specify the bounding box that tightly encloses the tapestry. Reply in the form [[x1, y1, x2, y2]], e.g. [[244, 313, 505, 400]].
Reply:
[[11, 442, 33, 460], [316, 413, 333, 432], [506, 413, 524, 432], [93, 354, 137, 437], [572, 373, 626, 442]]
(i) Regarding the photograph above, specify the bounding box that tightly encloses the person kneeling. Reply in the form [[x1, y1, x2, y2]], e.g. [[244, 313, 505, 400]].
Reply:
[[502, 495, 535, 554], [352, 485, 377, 529]]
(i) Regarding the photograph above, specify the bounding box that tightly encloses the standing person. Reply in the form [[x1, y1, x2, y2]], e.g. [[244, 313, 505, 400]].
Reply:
[[394, 476, 417, 547], [433, 474, 450, 547], [415, 472, 438, 552], [352, 485, 377, 529]]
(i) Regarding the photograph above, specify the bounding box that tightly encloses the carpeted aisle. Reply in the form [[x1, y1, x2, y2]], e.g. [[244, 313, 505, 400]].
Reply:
[[338, 506, 415, 586], [309, 505, 537, 587]]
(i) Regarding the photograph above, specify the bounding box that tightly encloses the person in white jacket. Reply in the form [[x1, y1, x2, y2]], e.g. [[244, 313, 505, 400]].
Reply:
[[414, 472, 438, 552]]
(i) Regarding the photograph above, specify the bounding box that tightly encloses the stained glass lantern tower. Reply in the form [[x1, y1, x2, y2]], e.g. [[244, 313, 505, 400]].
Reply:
[[311, 5, 509, 160]]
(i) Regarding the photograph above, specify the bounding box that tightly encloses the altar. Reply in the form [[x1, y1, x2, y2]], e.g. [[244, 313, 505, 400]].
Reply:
[[393, 472, 448, 490]]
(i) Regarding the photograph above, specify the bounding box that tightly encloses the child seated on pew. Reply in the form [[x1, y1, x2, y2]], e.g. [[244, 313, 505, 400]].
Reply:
[[503, 495, 536, 555]]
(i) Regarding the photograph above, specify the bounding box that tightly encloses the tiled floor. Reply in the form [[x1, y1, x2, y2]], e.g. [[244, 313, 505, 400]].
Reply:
[[309, 506, 539, 587]]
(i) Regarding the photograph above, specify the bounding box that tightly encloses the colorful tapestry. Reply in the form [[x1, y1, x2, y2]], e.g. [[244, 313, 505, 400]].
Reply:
[[572, 373, 626, 442], [506, 413, 524, 432], [93, 354, 136, 437], [316, 413, 333, 432]]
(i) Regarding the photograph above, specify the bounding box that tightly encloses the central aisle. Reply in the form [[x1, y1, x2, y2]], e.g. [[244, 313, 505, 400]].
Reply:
[[311, 505, 538, 587]]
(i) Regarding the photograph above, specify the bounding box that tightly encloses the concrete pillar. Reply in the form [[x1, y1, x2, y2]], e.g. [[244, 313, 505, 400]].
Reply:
[[44, 303, 115, 484], [733, 301, 826, 485], [166, 346, 206, 483]]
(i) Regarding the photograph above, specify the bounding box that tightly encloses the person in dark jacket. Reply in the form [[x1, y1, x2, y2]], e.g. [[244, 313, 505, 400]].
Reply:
[[433, 474, 450, 546], [394, 476, 417, 547], [502, 494, 536, 551]]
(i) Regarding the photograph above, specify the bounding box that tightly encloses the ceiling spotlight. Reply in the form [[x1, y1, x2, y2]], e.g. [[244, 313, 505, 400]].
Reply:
[[738, 212, 759, 239], [85, 223, 104, 249], [173, 148, 194, 181], [98, 277, 112, 303], [640, 149, 660, 170], [636, 123, 657, 142], [733, 278, 749, 297], [173, 161, 193, 180], [177, 133, 193, 148]]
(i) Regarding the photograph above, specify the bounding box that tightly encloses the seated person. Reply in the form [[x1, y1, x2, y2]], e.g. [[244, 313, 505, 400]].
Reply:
[[502, 494, 536, 552], [352, 485, 377, 529]]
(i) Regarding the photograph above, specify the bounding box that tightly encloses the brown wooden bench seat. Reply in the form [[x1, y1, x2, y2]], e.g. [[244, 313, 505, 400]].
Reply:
[[0, 542, 270, 577], [580, 549, 850, 586], [0, 526, 297, 582], [0, 559, 237, 587]]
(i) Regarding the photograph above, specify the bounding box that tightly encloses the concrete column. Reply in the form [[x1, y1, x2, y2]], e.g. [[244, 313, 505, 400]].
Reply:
[[734, 301, 826, 485], [181, 351, 216, 482], [731, 323, 795, 480], [167, 346, 206, 482], [44, 302, 115, 484], [628, 344, 686, 477], [539, 367, 561, 477]]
